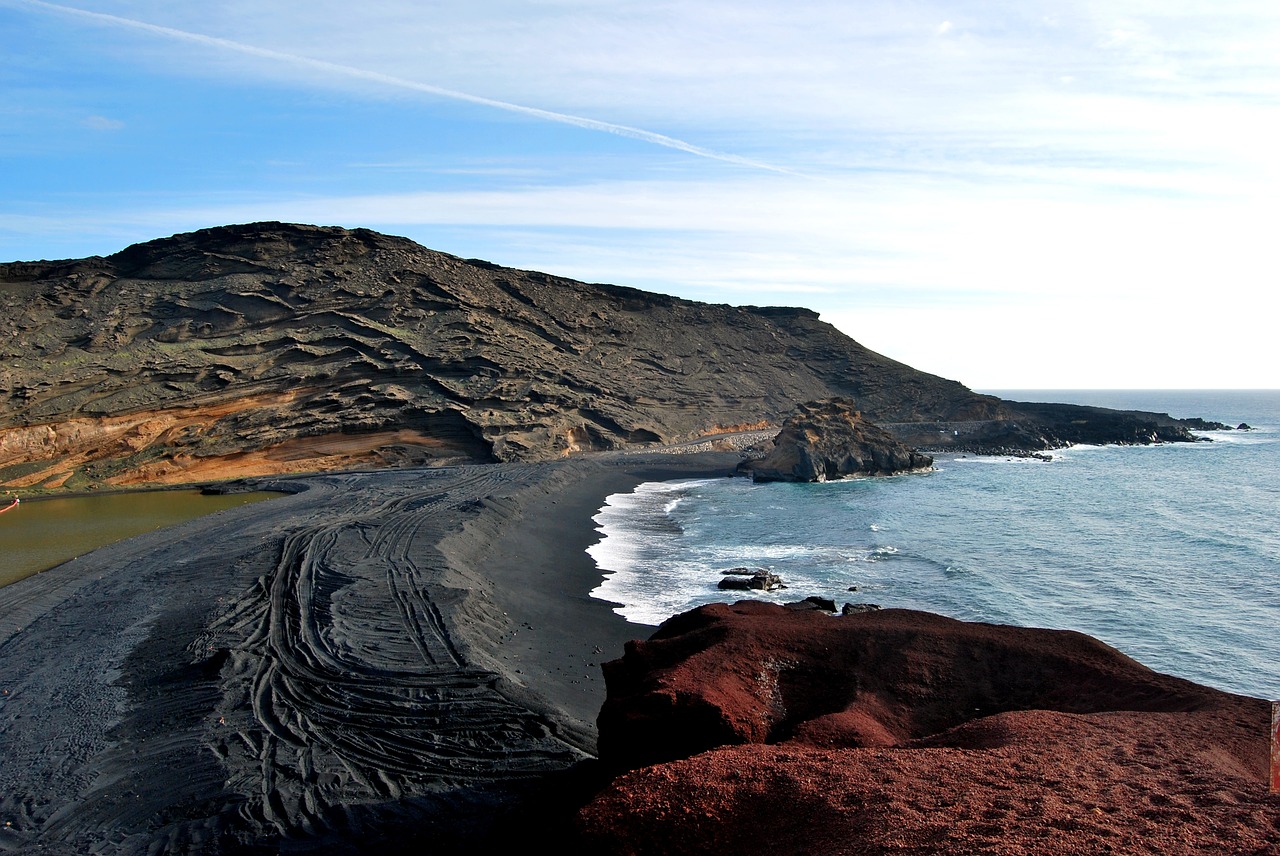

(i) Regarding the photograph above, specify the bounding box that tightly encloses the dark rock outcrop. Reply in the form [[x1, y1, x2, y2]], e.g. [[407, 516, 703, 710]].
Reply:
[[886, 402, 1230, 454], [743, 399, 932, 482], [718, 568, 785, 591], [783, 596, 837, 612], [583, 602, 1275, 854]]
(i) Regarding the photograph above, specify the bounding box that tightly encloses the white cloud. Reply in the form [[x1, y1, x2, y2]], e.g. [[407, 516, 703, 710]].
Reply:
[[82, 114, 124, 130], [18, 0, 791, 172], [6, 0, 1280, 386]]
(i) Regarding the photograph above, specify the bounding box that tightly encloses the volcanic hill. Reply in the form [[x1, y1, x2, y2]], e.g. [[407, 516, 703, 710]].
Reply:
[[0, 222, 1208, 489]]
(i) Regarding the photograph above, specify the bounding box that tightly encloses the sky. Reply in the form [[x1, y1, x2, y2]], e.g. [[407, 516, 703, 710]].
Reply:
[[2, 1, 1277, 389]]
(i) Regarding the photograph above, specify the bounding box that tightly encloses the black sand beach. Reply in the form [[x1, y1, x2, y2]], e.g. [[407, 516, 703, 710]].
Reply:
[[0, 452, 743, 854]]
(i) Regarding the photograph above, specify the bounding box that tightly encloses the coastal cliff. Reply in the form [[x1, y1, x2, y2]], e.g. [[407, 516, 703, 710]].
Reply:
[[0, 222, 1214, 490]]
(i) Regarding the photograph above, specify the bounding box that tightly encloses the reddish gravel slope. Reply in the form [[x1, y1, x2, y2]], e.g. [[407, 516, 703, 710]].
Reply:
[[581, 603, 1279, 855]]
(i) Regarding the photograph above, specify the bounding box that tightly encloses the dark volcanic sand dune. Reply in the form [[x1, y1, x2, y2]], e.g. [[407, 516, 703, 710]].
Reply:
[[0, 456, 738, 854], [580, 603, 1280, 855]]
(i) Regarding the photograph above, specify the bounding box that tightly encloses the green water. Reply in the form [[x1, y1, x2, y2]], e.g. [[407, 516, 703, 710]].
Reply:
[[0, 490, 280, 588]]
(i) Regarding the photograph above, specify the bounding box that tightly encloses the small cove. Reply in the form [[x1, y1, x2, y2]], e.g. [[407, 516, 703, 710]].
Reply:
[[0, 489, 281, 588], [588, 391, 1280, 700]]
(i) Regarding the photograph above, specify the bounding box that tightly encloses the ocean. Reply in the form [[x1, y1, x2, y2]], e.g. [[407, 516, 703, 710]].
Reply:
[[588, 390, 1280, 700]]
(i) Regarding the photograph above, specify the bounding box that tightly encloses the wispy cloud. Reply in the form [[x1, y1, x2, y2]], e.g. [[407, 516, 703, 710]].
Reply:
[[82, 114, 123, 131], [4, 0, 1280, 386], [13, 0, 795, 174]]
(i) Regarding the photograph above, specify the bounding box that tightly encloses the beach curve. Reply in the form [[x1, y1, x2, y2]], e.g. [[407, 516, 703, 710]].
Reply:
[[0, 452, 741, 853]]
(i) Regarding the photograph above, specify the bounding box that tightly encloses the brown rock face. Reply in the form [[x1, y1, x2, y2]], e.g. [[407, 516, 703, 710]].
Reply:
[[746, 398, 933, 482], [583, 603, 1277, 854]]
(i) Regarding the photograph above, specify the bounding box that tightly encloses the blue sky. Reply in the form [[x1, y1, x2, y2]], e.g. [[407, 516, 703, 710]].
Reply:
[[3, 0, 1277, 389]]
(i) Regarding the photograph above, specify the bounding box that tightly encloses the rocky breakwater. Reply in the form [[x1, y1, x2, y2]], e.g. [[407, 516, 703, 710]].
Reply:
[[741, 399, 933, 482], [580, 602, 1277, 854]]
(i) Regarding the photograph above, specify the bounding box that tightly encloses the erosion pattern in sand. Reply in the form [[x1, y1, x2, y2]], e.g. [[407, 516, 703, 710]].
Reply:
[[0, 460, 655, 854]]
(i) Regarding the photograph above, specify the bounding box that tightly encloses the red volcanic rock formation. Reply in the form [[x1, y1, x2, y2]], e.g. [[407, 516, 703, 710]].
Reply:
[[582, 603, 1278, 854]]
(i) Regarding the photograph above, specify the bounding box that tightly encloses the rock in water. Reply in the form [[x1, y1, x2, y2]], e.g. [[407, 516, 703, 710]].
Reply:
[[746, 399, 933, 482], [717, 568, 785, 591]]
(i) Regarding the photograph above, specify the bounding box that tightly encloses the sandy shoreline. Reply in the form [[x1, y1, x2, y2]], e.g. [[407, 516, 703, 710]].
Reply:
[[0, 452, 742, 854]]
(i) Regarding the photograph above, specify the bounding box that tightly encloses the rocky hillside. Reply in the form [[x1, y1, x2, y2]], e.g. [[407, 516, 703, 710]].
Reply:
[[0, 223, 1212, 489]]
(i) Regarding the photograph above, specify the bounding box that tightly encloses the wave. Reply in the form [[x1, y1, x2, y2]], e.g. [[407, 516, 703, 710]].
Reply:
[[586, 407, 1280, 698]]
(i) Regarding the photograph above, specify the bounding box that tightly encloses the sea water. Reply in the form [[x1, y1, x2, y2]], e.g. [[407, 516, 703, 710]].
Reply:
[[588, 390, 1280, 700]]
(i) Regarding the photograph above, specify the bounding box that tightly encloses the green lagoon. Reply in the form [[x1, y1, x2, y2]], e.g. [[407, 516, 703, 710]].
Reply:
[[0, 490, 280, 588]]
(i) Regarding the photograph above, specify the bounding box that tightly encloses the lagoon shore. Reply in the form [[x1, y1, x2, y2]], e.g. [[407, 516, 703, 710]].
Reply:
[[0, 452, 742, 854]]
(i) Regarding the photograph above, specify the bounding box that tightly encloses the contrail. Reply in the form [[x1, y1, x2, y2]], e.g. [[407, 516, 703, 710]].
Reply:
[[14, 0, 795, 174]]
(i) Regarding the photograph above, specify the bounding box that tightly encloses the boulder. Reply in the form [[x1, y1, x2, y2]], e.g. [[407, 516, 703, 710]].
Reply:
[[718, 568, 785, 591]]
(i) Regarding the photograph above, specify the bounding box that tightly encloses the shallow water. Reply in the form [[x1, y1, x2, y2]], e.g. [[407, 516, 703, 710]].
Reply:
[[589, 391, 1280, 699], [0, 489, 280, 588]]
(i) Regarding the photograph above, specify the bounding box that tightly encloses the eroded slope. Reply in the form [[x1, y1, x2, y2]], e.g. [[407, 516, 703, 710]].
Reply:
[[0, 223, 1010, 488], [1, 222, 1204, 490]]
